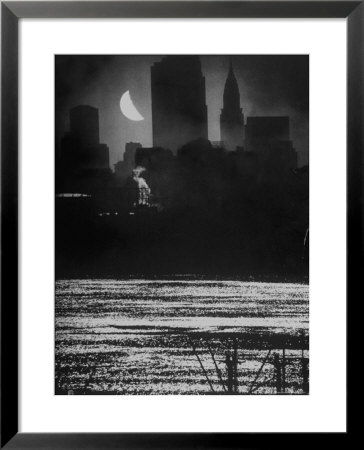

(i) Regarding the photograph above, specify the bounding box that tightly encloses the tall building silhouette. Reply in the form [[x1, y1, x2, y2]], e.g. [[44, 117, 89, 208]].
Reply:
[[245, 116, 297, 179], [151, 56, 208, 152], [245, 116, 290, 142], [220, 60, 245, 151], [70, 105, 100, 148], [61, 105, 109, 174]]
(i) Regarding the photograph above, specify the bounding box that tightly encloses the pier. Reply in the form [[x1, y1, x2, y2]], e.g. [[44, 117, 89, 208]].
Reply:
[[186, 330, 309, 395]]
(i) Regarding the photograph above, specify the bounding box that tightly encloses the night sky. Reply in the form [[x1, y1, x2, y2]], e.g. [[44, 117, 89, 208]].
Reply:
[[55, 55, 309, 167]]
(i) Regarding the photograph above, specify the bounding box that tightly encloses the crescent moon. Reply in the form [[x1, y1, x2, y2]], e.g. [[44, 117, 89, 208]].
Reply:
[[120, 91, 144, 121]]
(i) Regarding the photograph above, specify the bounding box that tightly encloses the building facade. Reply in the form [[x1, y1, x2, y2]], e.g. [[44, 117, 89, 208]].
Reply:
[[61, 105, 110, 174], [245, 116, 297, 180], [151, 56, 208, 152]]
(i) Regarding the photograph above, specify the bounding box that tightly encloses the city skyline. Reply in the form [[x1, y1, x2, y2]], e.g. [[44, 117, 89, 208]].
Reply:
[[56, 55, 309, 167], [55, 55, 309, 396]]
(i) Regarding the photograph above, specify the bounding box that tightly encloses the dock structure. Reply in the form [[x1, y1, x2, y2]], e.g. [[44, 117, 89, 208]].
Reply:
[[186, 330, 309, 395]]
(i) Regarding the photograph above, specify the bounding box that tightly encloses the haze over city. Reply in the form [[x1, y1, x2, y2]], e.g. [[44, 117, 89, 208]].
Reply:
[[56, 55, 309, 167]]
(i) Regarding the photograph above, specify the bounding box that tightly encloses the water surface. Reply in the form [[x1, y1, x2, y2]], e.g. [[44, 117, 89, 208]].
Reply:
[[55, 279, 309, 395]]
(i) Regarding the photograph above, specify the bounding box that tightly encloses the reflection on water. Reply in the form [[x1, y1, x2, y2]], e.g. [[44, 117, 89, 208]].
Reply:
[[55, 279, 309, 395]]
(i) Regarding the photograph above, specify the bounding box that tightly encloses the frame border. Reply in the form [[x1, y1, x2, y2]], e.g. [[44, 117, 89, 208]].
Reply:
[[1, 1, 359, 448]]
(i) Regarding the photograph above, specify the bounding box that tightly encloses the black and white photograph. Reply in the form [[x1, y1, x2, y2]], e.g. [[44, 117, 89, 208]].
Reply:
[[55, 54, 309, 396]]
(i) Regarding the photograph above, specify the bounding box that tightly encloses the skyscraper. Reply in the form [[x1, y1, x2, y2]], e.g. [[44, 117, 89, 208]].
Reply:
[[70, 105, 100, 148], [151, 56, 208, 152], [220, 60, 245, 151], [61, 105, 109, 174], [245, 116, 297, 179]]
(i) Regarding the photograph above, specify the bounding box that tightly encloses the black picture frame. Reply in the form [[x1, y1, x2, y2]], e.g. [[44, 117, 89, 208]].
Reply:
[[1, 1, 358, 448]]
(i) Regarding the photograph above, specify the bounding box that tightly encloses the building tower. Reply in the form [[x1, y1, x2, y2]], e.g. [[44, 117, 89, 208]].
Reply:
[[220, 60, 245, 151], [70, 105, 100, 148], [61, 105, 109, 174], [151, 56, 208, 152], [245, 116, 297, 178]]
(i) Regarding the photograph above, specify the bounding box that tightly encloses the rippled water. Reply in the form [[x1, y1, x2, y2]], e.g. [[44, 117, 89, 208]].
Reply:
[[55, 279, 309, 395]]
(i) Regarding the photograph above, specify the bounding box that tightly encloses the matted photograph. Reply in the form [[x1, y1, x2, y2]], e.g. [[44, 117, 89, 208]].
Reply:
[[55, 55, 309, 395]]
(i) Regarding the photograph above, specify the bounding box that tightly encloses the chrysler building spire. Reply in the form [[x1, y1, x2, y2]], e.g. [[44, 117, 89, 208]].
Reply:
[[220, 59, 245, 151]]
